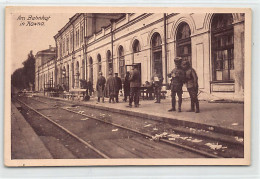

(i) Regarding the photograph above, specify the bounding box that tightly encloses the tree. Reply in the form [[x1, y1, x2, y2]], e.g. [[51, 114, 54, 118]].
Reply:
[[11, 51, 35, 90]]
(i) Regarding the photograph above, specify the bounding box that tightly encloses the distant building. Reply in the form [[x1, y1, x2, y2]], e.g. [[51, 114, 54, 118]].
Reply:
[[35, 13, 245, 101], [35, 45, 56, 91]]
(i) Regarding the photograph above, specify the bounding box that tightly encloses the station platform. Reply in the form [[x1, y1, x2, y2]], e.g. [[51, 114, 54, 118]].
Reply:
[[11, 102, 53, 159], [38, 92, 244, 136]]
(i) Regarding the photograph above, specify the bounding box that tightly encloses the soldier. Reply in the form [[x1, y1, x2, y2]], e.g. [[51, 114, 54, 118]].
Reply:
[[168, 57, 185, 112], [96, 72, 106, 102], [151, 68, 164, 103], [128, 64, 141, 107], [182, 60, 200, 113]]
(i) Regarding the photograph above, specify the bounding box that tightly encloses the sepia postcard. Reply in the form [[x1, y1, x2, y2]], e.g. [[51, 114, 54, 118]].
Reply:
[[5, 6, 251, 166]]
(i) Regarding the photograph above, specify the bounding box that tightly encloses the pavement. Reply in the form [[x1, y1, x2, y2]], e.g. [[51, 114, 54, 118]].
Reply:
[[38, 92, 244, 137], [11, 102, 53, 159]]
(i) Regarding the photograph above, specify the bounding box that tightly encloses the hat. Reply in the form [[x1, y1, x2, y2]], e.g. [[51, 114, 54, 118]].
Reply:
[[174, 57, 182, 63], [99, 72, 103, 75], [115, 73, 118, 75]]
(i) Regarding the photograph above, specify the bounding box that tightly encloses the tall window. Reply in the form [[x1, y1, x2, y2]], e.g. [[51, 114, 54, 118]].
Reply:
[[70, 32, 73, 52], [75, 61, 80, 88], [118, 46, 125, 78], [107, 50, 113, 75], [66, 37, 69, 52], [133, 39, 141, 53], [176, 22, 192, 65], [97, 54, 102, 74], [80, 26, 84, 43], [63, 39, 65, 56], [82, 59, 85, 80], [89, 57, 93, 82], [151, 33, 162, 74], [211, 14, 234, 82]]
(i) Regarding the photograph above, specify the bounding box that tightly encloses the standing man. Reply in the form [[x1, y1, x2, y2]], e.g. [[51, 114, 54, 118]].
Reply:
[[114, 73, 122, 103], [151, 68, 164, 103], [96, 72, 106, 102], [123, 72, 130, 102], [106, 71, 117, 103], [182, 60, 200, 113], [128, 64, 141, 107], [168, 57, 185, 112]]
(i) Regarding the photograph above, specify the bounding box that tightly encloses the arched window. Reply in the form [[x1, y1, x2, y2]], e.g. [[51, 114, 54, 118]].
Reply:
[[211, 14, 234, 82], [97, 54, 102, 74], [107, 50, 113, 75], [151, 33, 162, 74], [133, 39, 141, 53], [118, 46, 125, 78], [176, 22, 192, 65], [89, 57, 93, 83]]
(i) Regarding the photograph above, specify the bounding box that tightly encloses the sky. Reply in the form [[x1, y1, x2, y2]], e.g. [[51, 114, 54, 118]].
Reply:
[[10, 13, 75, 73]]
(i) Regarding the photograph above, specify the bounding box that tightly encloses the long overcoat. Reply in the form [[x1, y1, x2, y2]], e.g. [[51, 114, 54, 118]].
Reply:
[[96, 76, 106, 97], [106, 75, 117, 96]]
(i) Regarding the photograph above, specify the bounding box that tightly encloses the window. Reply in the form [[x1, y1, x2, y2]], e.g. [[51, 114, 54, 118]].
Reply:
[[75, 61, 80, 88], [70, 32, 73, 51], [118, 46, 125, 78], [176, 23, 192, 65], [66, 37, 69, 52], [151, 33, 162, 74], [107, 50, 113, 75], [133, 39, 141, 53], [97, 54, 102, 74], [89, 57, 93, 82], [80, 26, 84, 43], [63, 39, 65, 55], [211, 14, 234, 82]]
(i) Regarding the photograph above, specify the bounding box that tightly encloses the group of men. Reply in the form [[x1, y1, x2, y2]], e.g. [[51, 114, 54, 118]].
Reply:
[[96, 71, 122, 103], [95, 64, 142, 107], [94, 57, 199, 113]]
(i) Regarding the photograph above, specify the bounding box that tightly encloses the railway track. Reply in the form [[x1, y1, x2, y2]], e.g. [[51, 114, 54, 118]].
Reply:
[[15, 95, 244, 158]]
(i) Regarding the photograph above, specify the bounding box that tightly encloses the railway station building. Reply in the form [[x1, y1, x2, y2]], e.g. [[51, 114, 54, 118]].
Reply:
[[35, 13, 245, 101]]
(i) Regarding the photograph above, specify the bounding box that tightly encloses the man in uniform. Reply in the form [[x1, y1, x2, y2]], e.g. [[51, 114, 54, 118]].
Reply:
[[182, 60, 200, 113], [151, 68, 164, 103], [114, 73, 122, 103], [96, 72, 106, 102], [128, 64, 141, 107], [168, 57, 185, 112]]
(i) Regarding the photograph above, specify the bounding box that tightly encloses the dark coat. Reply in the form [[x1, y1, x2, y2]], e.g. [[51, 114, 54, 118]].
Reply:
[[96, 76, 106, 97], [115, 76, 122, 92], [106, 75, 117, 96], [123, 77, 130, 96], [169, 68, 185, 92], [185, 68, 198, 89], [129, 68, 141, 88]]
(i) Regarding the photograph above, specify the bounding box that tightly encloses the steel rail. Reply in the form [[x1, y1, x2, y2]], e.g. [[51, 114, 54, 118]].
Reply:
[[22, 97, 220, 158], [16, 98, 110, 159]]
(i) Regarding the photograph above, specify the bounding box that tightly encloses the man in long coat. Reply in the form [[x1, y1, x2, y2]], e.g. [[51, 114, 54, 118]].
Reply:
[[128, 65, 141, 107], [96, 72, 106, 102], [106, 72, 117, 103], [114, 73, 122, 103]]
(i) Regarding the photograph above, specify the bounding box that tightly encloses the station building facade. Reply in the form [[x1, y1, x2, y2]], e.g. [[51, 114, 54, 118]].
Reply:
[[35, 45, 56, 91], [35, 13, 245, 101]]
